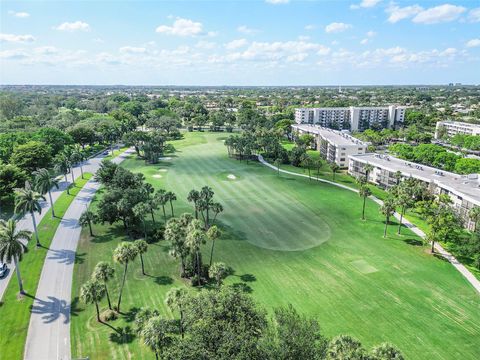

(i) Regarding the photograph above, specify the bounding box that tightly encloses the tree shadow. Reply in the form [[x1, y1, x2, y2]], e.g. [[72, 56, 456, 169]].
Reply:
[[219, 223, 247, 241], [30, 296, 70, 324], [47, 249, 77, 265], [70, 296, 84, 317], [153, 275, 174, 286], [403, 238, 424, 247], [230, 282, 253, 293], [433, 253, 450, 263], [109, 326, 135, 344], [239, 274, 256, 282], [123, 307, 141, 323]]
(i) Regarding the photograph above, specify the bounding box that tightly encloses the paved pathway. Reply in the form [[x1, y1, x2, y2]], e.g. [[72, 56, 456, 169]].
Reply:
[[0, 149, 114, 301], [258, 155, 480, 295], [23, 148, 134, 360]]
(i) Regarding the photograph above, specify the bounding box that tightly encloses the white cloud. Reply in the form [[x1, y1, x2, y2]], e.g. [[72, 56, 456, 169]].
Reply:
[[119, 46, 147, 54], [0, 33, 35, 43], [265, 0, 289, 4], [366, 30, 376, 37], [8, 11, 30, 18], [34, 46, 58, 55], [412, 4, 466, 24], [466, 39, 480, 48], [54, 21, 90, 32], [386, 4, 423, 23], [304, 24, 316, 31], [325, 22, 352, 33], [237, 25, 258, 35], [195, 41, 216, 49], [225, 39, 248, 50], [93, 38, 104, 43], [360, 38, 369, 45], [298, 35, 310, 41], [156, 18, 204, 36], [350, 0, 382, 10], [0, 49, 30, 59], [469, 7, 480, 22]]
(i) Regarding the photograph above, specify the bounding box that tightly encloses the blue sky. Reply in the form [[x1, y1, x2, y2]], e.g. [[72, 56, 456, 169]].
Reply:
[[1, 0, 479, 85]]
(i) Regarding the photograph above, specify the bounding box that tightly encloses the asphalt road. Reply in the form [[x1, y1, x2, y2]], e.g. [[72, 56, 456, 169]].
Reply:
[[23, 149, 134, 360]]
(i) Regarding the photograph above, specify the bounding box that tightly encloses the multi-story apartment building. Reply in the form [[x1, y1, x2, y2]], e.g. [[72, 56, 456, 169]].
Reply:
[[348, 153, 480, 230], [292, 124, 368, 168], [435, 121, 480, 139], [295, 105, 406, 131]]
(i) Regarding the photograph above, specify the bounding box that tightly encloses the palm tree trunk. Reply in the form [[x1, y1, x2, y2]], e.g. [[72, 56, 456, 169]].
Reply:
[[362, 197, 366, 220], [398, 207, 405, 234], [48, 190, 55, 218], [194, 205, 198, 219], [384, 217, 388, 238], [431, 239, 435, 253], [155, 351, 159, 360], [180, 309, 184, 338], [180, 256, 186, 277], [117, 262, 128, 312], [80, 164, 84, 179], [95, 301, 101, 322], [31, 211, 40, 247], [88, 219, 93, 236], [140, 254, 145, 275], [71, 168, 75, 185], [150, 210, 155, 223], [105, 283, 112, 310], [14, 256, 24, 295], [162, 205, 166, 221], [209, 240, 215, 266], [196, 251, 201, 285], [170, 201, 174, 217], [143, 221, 147, 241]]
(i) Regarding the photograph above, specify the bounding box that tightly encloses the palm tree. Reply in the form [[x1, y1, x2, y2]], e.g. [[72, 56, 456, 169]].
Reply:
[[363, 163, 373, 182], [0, 219, 31, 294], [14, 182, 45, 247], [186, 220, 206, 285], [209, 262, 228, 287], [165, 218, 189, 277], [141, 316, 172, 360], [469, 207, 480, 232], [165, 287, 188, 338], [394, 171, 403, 185], [200, 186, 214, 228], [370, 342, 404, 360], [134, 239, 148, 276], [54, 154, 70, 194], [92, 261, 115, 310], [154, 189, 168, 221], [79, 209, 98, 237], [300, 154, 313, 180], [70, 148, 85, 179], [33, 168, 59, 218], [327, 335, 365, 360], [380, 197, 396, 238], [80, 279, 106, 322], [358, 184, 372, 221], [165, 191, 177, 217], [330, 163, 340, 181], [113, 242, 138, 312], [133, 202, 150, 241], [274, 158, 282, 176], [207, 225, 221, 266], [187, 189, 200, 219], [394, 187, 412, 235], [211, 202, 223, 225]]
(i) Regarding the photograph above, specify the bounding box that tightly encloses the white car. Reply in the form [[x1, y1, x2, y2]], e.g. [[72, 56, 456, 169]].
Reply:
[[0, 263, 7, 278]]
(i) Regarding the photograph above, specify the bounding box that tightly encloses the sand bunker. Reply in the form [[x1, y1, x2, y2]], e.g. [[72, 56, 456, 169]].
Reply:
[[152, 174, 162, 179], [227, 174, 236, 180], [159, 157, 172, 161], [158, 169, 168, 172]]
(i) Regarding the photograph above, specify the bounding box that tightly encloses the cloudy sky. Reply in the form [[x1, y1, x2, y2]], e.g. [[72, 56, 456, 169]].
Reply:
[[1, 0, 479, 85]]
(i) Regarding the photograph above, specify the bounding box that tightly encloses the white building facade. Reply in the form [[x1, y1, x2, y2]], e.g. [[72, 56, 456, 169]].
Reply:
[[348, 153, 480, 230], [295, 105, 406, 131], [292, 124, 368, 168], [435, 121, 480, 139]]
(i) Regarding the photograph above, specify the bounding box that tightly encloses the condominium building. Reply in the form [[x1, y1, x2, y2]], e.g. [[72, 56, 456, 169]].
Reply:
[[292, 124, 368, 168], [294, 105, 406, 131], [348, 153, 480, 230], [435, 121, 480, 139]]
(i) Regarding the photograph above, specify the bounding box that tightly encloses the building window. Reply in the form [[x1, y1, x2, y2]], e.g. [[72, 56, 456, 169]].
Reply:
[[340, 158, 345, 161]]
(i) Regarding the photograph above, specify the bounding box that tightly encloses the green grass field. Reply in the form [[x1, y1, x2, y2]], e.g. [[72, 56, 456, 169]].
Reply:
[[71, 133, 480, 360], [0, 173, 92, 359]]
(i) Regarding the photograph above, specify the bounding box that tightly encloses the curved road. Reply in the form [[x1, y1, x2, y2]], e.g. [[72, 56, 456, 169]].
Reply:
[[23, 148, 134, 360]]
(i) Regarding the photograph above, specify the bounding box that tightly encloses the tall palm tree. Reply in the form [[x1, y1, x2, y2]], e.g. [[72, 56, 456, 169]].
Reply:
[[133, 202, 150, 241], [358, 184, 372, 221], [54, 154, 70, 194], [141, 316, 172, 360], [274, 158, 282, 176], [209, 262, 228, 287], [207, 225, 221, 266], [113, 242, 138, 312], [79, 209, 98, 237], [211, 202, 223, 225], [187, 189, 200, 219], [33, 168, 60, 218], [14, 182, 45, 247], [327, 335, 366, 359], [330, 163, 340, 181], [370, 343, 404, 360], [71, 148, 85, 179], [165, 218, 189, 277], [469, 207, 480, 232], [80, 279, 106, 322], [165, 191, 177, 217], [134, 239, 148, 276], [186, 220, 206, 285], [165, 287, 188, 338], [0, 219, 31, 294], [154, 189, 168, 221], [380, 197, 396, 238], [92, 261, 115, 310], [363, 163, 373, 182]]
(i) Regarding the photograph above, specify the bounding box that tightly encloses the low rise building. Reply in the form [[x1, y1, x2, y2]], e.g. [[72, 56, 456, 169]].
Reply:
[[295, 105, 406, 131], [292, 124, 368, 168], [435, 121, 480, 139], [348, 153, 480, 230]]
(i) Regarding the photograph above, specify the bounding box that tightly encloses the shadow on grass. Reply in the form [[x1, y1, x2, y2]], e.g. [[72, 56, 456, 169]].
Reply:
[[154, 275, 174, 286], [109, 326, 135, 344], [239, 273, 256, 282], [219, 223, 247, 242], [404, 238, 424, 247], [230, 282, 253, 293], [123, 307, 140, 323]]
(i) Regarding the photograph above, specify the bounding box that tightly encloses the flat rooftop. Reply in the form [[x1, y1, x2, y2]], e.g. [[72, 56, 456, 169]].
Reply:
[[292, 124, 367, 147], [350, 153, 480, 205], [438, 121, 480, 128]]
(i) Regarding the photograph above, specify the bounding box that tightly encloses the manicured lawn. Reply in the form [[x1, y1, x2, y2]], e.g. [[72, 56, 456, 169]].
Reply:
[[104, 146, 130, 161], [71, 133, 480, 360], [0, 173, 92, 359]]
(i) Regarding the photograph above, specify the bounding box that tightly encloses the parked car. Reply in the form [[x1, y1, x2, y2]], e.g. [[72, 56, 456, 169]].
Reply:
[[0, 263, 7, 278]]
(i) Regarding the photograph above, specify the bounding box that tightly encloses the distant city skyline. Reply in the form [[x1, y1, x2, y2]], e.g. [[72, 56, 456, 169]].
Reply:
[[1, 0, 479, 85]]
